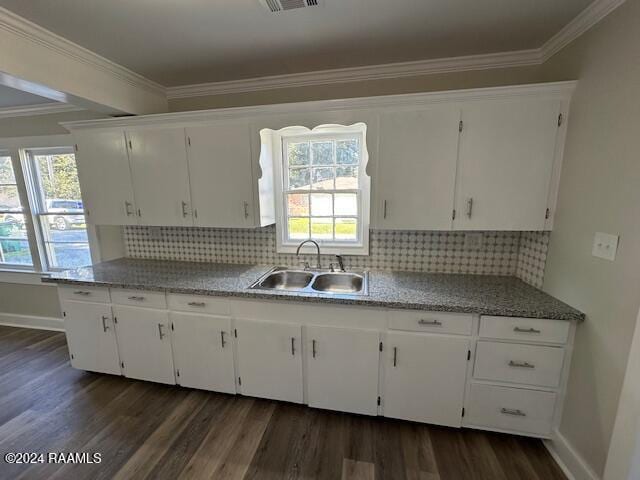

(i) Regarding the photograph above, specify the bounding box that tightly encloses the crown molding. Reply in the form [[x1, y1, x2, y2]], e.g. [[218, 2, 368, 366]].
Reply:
[[166, 49, 543, 99], [0, 6, 166, 97], [541, 0, 627, 61], [0, 102, 83, 119]]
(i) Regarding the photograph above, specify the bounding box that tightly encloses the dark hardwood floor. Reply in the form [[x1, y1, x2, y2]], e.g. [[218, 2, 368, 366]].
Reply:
[[0, 325, 566, 480]]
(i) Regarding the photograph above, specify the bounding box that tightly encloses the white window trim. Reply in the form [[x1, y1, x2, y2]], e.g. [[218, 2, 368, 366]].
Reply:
[[265, 123, 371, 255]]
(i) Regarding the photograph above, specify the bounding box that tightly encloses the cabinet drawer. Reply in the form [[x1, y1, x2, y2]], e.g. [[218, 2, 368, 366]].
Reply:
[[167, 294, 230, 315], [110, 289, 167, 309], [388, 310, 473, 335], [59, 286, 110, 304], [474, 341, 564, 387], [466, 383, 556, 437], [480, 316, 570, 344]]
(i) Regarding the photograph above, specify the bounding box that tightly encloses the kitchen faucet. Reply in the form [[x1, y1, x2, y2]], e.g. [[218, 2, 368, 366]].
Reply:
[[296, 240, 321, 270]]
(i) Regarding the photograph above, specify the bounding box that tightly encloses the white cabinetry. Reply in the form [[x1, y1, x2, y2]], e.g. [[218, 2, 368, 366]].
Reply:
[[61, 299, 121, 375], [383, 331, 470, 427], [186, 124, 255, 227], [170, 312, 236, 393], [377, 107, 460, 230], [112, 305, 175, 384], [454, 98, 562, 230], [126, 127, 193, 226], [306, 325, 380, 415], [73, 130, 137, 225], [234, 318, 303, 403]]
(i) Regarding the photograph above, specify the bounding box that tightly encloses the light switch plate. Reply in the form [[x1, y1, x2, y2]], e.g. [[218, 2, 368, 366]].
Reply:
[[149, 226, 163, 241], [464, 232, 484, 250], [592, 232, 619, 261]]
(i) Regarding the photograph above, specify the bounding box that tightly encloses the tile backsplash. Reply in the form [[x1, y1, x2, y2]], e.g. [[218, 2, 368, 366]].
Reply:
[[124, 226, 550, 288]]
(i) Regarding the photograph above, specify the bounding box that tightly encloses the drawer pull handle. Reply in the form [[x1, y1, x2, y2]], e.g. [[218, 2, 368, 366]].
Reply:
[[312, 339, 317, 358], [514, 327, 541, 334], [291, 337, 296, 356], [418, 319, 442, 326], [101, 315, 109, 332], [127, 296, 145, 301], [508, 360, 535, 369], [73, 291, 91, 296], [188, 302, 206, 307], [500, 408, 526, 417], [158, 323, 166, 340], [221, 331, 226, 348], [393, 347, 398, 367]]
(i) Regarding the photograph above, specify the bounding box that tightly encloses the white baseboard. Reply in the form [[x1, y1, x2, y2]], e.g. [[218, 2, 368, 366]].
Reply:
[[0, 313, 64, 331], [544, 428, 601, 480]]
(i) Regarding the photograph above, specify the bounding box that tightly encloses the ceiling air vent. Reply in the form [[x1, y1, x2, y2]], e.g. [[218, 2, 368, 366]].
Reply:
[[260, 0, 321, 13]]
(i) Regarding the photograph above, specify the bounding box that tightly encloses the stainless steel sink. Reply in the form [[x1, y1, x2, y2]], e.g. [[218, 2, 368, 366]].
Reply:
[[311, 272, 365, 294], [250, 267, 368, 296]]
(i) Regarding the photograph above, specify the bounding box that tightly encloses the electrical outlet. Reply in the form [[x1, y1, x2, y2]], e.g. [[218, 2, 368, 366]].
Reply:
[[464, 232, 484, 250], [149, 226, 163, 241], [592, 232, 619, 261]]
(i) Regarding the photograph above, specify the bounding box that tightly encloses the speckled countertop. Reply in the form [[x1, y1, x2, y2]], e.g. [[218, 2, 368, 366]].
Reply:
[[43, 258, 584, 321]]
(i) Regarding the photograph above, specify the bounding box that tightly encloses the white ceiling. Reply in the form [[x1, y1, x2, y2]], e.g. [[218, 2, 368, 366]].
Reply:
[[0, 0, 594, 87], [0, 84, 55, 108]]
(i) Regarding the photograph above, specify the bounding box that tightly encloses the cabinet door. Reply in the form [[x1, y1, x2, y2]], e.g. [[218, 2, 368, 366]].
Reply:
[[306, 325, 380, 415], [62, 300, 121, 375], [377, 107, 460, 230], [235, 318, 302, 403], [127, 127, 193, 226], [74, 130, 137, 225], [383, 332, 469, 427], [113, 305, 175, 384], [186, 124, 255, 227], [454, 99, 561, 230], [170, 312, 236, 393]]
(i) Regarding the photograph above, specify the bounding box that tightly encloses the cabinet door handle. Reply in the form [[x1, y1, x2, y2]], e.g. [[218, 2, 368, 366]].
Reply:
[[501, 408, 526, 417], [158, 323, 166, 340], [73, 290, 91, 296], [127, 296, 145, 301], [243, 201, 250, 219], [466, 197, 474, 218], [221, 331, 226, 348], [101, 315, 109, 332], [124, 201, 134, 216], [508, 360, 535, 369], [383, 200, 388, 219], [393, 347, 398, 367], [513, 327, 541, 334], [291, 337, 296, 356], [182, 201, 189, 218], [418, 319, 442, 326], [187, 301, 205, 307], [312, 339, 317, 358]]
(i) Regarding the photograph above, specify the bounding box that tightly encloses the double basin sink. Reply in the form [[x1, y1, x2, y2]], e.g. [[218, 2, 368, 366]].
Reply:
[[249, 266, 369, 296]]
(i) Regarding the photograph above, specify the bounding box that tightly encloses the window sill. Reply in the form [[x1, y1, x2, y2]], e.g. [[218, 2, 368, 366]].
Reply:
[[278, 244, 369, 256], [0, 269, 54, 286]]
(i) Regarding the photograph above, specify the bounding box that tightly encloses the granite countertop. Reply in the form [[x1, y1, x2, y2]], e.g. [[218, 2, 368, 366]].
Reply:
[[43, 258, 585, 321]]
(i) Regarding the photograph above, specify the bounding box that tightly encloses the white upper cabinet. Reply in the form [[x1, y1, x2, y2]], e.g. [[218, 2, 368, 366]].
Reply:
[[185, 123, 255, 227], [377, 107, 461, 230], [454, 98, 562, 230], [126, 127, 193, 226], [74, 130, 137, 225]]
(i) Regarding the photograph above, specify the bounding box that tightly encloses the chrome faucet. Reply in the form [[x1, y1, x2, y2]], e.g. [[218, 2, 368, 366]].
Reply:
[[296, 240, 321, 270]]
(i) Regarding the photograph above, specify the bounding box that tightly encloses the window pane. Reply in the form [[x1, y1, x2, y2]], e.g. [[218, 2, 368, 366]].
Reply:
[[33, 153, 83, 213], [336, 166, 358, 189], [0, 156, 16, 183], [335, 218, 357, 240], [287, 193, 309, 216], [334, 193, 358, 216], [311, 218, 333, 239], [0, 186, 22, 211], [47, 243, 91, 269], [288, 142, 310, 166], [311, 141, 333, 165], [312, 167, 334, 190], [310, 193, 332, 216], [336, 139, 359, 165], [288, 217, 309, 240], [288, 168, 310, 190], [0, 214, 32, 265]]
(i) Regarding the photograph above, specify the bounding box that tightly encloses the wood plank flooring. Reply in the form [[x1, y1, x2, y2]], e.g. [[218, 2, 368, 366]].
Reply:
[[0, 326, 566, 480]]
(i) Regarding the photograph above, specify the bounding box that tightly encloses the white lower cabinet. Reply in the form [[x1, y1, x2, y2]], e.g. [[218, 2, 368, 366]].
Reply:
[[62, 300, 121, 375], [383, 332, 470, 427], [112, 305, 175, 385], [306, 325, 380, 415], [234, 318, 303, 403], [169, 312, 236, 393]]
